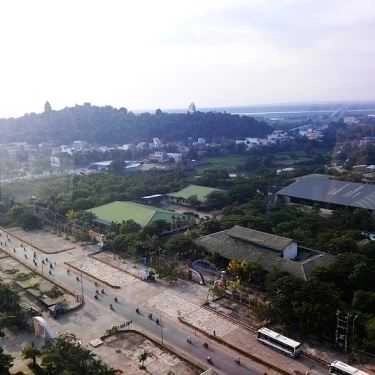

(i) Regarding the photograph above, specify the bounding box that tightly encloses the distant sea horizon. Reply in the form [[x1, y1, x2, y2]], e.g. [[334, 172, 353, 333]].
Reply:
[[160, 101, 375, 117]]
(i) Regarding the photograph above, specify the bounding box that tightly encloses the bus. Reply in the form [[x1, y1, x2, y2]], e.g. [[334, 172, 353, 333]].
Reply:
[[329, 361, 369, 375], [256, 327, 302, 358]]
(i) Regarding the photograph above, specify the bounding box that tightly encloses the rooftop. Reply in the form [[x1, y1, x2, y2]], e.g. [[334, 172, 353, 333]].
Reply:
[[168, 184, 223, 202], [226, 225, 294, 252], [88, 201, 184, 227], [277, 174, 375, 210]]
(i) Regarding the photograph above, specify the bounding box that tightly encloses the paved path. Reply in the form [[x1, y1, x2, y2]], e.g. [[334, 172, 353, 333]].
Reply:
[[0, 228, 327, 375]]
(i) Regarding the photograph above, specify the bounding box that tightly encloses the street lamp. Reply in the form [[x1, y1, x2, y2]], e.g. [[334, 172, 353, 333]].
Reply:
[[159, 312, 164, 345]]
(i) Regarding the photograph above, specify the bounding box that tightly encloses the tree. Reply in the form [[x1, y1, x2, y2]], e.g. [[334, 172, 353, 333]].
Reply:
[[120, 220, 142, 234], [186, 195, 200, 207], [138, 350, 149, 369], [165, 235, 194, 257], [205, 191, 230, 210], [22, 342, 41, 368], [227, 260, 242, 277], [0, 347, 12, 374], [41, 333, 115, 375], [143, 220, 170, 236], [353, 291, 375, 314], [17, 212, 42, 231]]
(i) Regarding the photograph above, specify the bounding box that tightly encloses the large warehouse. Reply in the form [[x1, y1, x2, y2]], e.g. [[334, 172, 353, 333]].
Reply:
[[195, 225, 334, 280], [277, 174, 375, 211]]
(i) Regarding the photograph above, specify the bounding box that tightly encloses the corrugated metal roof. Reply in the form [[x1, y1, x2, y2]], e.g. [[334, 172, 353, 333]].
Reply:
[[227, 225, 294, 252], [277, 174, 375, 210]]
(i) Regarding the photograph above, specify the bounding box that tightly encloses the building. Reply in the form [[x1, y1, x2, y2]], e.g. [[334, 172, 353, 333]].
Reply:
[[277, 174, 375, 211], [88, 201, 193, 230], [195, 225, 334, 280], [168, 184, 223, 206], [149, 151, 168, 163], [88, 160, 113, 171], [166, 152, 182, 163]]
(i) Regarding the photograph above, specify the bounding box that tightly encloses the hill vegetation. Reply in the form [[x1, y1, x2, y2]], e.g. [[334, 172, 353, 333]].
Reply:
[[0, 104, 271, 144]]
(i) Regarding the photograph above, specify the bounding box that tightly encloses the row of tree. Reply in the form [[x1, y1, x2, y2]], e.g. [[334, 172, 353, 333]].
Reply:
[[0, 104, 271, 144]]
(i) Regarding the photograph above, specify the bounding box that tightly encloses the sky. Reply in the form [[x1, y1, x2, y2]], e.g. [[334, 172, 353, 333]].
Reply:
[[0, 0, 374, 117]]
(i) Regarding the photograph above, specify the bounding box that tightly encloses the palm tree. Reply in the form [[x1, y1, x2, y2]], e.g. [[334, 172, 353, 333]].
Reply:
[[0, 347, 13, 374], [138, 350, 149, 369], [22, 342, 41, 368]]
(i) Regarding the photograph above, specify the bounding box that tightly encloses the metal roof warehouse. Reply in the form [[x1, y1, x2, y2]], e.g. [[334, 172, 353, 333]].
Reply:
[[277, 174, 375, 211]]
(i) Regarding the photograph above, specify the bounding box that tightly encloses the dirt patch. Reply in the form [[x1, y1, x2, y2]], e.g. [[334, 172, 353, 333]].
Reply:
[[95, 331, 200, 375]]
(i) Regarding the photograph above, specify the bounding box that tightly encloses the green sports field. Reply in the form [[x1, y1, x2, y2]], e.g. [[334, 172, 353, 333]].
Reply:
[[168, 184, 222, 202], [88, 201, 183, 227]]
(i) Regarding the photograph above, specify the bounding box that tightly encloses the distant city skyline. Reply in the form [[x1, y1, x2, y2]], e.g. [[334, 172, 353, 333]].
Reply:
[[0, 0, 374, 117]]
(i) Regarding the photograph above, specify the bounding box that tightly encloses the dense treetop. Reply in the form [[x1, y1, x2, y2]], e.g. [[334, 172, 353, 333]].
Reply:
[[0, 104, 271, 144]]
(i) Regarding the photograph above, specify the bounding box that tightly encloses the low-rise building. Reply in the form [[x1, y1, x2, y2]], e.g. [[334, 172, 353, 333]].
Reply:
[[195, 225, 334, 280]]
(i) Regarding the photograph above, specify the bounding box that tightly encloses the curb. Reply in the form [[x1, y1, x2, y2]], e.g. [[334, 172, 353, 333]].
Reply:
[[0, 227, 75, 255], [178, 316, 291, 375], [64, 262, 121, 289]]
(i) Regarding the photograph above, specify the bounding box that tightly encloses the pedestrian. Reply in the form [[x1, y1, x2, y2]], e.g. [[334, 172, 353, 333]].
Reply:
[[213, 330, 216, 336]]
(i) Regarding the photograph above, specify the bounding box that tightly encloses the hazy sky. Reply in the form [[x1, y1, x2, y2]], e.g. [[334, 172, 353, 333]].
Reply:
[[0, 0, 374, 117]]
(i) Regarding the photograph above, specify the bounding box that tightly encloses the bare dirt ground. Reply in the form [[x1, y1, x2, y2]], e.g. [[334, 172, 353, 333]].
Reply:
[[0, 256, 77, 310], [206, 296, 265, 330], [94, 331, 200, 375], [7, 227, 76, 253]]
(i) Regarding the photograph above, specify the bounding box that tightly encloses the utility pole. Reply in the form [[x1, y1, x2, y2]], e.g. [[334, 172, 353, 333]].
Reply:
[[80, 270, 84, 303], [336, 310, 351, 352]]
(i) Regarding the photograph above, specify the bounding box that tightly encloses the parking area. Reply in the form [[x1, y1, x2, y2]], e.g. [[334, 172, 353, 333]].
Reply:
[[94, 331, 200, 375]]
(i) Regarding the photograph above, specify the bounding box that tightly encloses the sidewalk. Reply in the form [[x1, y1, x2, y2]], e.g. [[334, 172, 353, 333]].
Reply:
[[181, 307, 326, 375]]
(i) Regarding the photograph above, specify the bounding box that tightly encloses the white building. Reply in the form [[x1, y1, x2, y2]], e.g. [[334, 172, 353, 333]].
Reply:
[[197, 137, 206, 144], [152, 138, 162, 147], [166, 153, 182, 163], [50, 156, 61, 168]]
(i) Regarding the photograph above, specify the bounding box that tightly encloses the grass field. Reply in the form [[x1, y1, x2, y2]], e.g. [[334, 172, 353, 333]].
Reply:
[[88, 201, 182, 227], [197, 155, 248, 172], [169, 184, 221, 202]]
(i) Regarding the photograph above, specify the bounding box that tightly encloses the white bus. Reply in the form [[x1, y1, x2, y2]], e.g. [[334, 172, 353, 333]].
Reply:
[[329, 361, 369, 375], [256, 327, 302, 358]]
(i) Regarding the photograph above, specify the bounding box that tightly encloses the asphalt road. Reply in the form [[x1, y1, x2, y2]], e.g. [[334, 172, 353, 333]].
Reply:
[[0, 228, 326, 375]]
